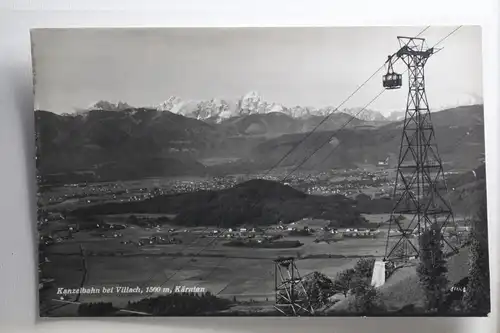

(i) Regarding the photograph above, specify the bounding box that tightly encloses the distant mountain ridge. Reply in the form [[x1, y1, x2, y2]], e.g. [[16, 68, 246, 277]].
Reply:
[[70, 91, 484, 124], [35, 108, 222, 182], [35, 103, 484, 184], [251, 104, 485, 171], [152, 91, 389, 123], [386, 111, 405, 121]]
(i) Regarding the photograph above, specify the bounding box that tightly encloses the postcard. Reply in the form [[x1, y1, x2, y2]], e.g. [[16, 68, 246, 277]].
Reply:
[[32, 26, 489, 317]]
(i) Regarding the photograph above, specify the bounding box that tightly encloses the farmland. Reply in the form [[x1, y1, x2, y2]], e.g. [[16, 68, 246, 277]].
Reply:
[[37, 167, 476, 316], [39, 212, 394, 315]]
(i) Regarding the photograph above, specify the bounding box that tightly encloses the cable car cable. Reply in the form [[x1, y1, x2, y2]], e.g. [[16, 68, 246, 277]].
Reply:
[[289, 26, 463, 176], [260, 26, 430, 178], [136, 25, 444, 302], [282, 88, 387, 182], [138, 26, 434, 298], [149, 26, 441, 297]]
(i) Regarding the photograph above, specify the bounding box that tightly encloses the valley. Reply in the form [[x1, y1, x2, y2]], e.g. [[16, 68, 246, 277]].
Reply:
[[36, 101, 485, 316], [38, 161, 482, 315]]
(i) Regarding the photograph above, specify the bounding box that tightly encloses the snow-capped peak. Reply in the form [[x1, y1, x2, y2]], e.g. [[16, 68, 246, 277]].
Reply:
[[152, 92, 390, 123], [341, 107, 387, 122], [239, 91, 263, 115], [157, 96, 184, 112]]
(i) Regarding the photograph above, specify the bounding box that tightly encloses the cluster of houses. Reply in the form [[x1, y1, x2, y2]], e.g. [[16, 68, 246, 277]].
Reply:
[[136, 235, 182, 246], [39, 233, 74, 245], [37, 211, 65, 228], [343, 228, 381, 238], [206, 227, 265, 238], [205, 221, 385, 242], [204, 228, 288, 245]]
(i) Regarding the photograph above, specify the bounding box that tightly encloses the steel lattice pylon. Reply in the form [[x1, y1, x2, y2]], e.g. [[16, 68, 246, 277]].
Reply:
[[274, 257, 314, 316], [384, 36, 459, 262]]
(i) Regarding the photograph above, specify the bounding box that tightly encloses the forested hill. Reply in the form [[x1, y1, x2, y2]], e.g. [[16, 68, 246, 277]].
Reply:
[[72, 179, 368, 227]]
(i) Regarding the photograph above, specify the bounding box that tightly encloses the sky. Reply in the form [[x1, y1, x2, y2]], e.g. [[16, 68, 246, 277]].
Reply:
[[31, 26, 483, 115]]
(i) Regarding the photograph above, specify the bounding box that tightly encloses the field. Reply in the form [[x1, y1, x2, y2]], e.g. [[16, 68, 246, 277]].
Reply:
[[39, 213, 393, 315], [38, 172, 473, 316], [40, 208, 471, 314]]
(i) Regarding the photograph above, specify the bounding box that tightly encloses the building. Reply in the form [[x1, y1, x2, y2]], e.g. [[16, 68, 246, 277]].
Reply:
[[377, 157, 390, 167]]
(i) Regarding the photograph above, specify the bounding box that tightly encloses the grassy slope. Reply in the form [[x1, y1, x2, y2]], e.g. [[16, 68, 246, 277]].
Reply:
[[326, 247, 470, 313]]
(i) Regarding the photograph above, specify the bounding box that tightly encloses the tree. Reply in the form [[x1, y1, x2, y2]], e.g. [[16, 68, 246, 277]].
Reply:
[[348, 276, 385, 314], [127, 292, 232, 316], [393, 241, 407, 260], [78, 302, 115, 316], [353, 258, 376, 280], [463, 193, 490, 315], [416, 223, 448, 313], [332, 268, 355, 297], [302, 272, 335, 309]]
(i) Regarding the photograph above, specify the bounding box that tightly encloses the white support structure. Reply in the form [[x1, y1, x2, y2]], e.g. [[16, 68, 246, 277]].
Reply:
[[371, 260, 386, 288]]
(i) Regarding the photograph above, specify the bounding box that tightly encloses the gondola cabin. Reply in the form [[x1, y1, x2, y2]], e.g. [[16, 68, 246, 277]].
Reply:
[[383, 72, 402, 89]]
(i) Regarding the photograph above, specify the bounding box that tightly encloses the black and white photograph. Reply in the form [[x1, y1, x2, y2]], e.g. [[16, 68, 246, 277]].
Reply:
[[32, 26, 490, 317]]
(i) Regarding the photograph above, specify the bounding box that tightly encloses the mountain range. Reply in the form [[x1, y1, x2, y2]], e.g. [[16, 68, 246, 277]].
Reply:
[[35, 103, 485, 184], [154, 91, 389, 123], [251, 104, 485, 171], [79, 91, 483, 124]]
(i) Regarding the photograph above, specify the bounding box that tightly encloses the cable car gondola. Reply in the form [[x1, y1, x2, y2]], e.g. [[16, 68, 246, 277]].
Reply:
[[382, 55, 402, 89], [383, 73, 402, 89]]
